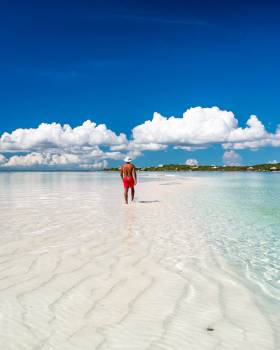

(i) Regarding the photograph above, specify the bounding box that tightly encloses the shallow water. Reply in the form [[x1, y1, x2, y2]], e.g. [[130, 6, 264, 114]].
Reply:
[[187, 173, 280, 295], [168, 172, 280, 335], [0, 172, 279, 349]]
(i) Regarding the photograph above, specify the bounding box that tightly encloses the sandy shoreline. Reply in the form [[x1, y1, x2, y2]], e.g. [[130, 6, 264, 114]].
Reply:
[[0, 173, 277, 349]]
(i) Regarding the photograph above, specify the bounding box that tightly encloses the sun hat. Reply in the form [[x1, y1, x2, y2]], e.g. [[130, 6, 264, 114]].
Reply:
[[124, 156, 132, 163]]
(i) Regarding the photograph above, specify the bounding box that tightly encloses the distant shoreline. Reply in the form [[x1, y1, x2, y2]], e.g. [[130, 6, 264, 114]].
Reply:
[[0, 163, 279, 172], [105, 163, 280, 172]]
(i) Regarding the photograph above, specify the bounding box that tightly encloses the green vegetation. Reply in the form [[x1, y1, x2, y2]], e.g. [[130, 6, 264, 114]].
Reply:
[[104, 163, 280, 172]]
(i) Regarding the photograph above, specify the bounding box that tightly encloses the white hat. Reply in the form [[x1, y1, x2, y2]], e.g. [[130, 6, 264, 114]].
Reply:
[[124, 156, 132, 163]]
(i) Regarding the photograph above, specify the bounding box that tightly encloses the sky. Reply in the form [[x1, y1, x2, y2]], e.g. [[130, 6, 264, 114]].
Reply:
[[0, 0, 280, 169]]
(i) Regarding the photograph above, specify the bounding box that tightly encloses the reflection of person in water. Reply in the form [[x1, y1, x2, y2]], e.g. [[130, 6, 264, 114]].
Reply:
[[120, 157, 137, 204]]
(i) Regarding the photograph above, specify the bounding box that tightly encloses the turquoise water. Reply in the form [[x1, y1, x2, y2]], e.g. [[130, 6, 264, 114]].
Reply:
[[171, 172, 280, 331], [186, 173, 280, 296]]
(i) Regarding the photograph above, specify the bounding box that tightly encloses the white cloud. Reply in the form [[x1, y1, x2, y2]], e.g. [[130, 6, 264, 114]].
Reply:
[[3, 152, 80, 167], [185, 159, 199, 166], [0, 106, 279, 169], [132, 106, 279, 149], [132, 107, 237, 145], [223, 134, 280, 150], [110, 141, 167, 153], [223, 150, 242, 166], [0, 120, 167, 168], [223, 124, 280, 150], [89, 148, 124, 160], [0, 120, 127, 152], [79, 160, 108, 169], [1, 147, 122, 169], [0, 121, 129, 169], [0, 154, 7, 165], [174, 146, 207, 151], [109, 141, 167, 163]]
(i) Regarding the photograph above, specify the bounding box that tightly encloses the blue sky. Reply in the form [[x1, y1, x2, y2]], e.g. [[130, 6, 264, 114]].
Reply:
[[0, 0, 279, 168]]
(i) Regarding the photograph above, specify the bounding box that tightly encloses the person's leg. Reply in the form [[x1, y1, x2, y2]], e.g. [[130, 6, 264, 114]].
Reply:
[[124, 187, 128, 204], [131, 187, 135, 201]]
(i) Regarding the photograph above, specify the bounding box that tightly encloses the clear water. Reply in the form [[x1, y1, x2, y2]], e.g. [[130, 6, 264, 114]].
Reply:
[[181, 172, 280, 298], [0, 171, 279, 346], [1, 171, 279, 298], [168, 172, 280, 332]]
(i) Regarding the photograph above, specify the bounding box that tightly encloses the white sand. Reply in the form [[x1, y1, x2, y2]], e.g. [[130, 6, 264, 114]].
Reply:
[[0, 173, 276, 349]]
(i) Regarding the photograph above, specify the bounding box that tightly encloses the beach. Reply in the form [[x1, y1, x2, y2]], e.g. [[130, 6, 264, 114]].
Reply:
[[0, 172, 279, 349]]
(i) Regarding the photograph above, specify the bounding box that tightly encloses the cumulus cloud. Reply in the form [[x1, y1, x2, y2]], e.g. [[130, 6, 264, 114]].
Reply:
[[223, 150, 242, 166], [0, 106, 279, 169], [0, 154, 7, 165], [133, 107, 235, 145], [0, 121, 130, 169], [79, 160, 108, 169], [109, 141, 168, 162], [2, 152, 79, 167], [0, 147, 123, 169], [0, 120, 127, 152], [0, 119, 169, 168], [174, 146, 207, 151], [132, 106, 279, 150], [89, 147, 124, 160], [4, 151, 112, 168], [222, 130, 280, 150], [110, 141, 167, 153], [185, 159, 199, 166]]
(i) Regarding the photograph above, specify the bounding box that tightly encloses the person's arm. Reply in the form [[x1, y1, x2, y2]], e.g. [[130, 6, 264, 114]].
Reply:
[[132, 165, 137, 185], [120, 166, 123, 180]]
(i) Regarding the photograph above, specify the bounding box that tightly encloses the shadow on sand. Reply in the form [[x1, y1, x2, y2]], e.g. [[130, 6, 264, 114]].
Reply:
[[137, 200, 160, 203], [160, 182, 182, 186]]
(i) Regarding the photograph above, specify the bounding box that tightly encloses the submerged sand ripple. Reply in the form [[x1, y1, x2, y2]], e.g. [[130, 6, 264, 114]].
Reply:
[[0, 173, 276, 349]]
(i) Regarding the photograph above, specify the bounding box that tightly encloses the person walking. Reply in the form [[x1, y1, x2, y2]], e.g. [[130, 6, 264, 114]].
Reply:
[[120, 157, 137, 204]]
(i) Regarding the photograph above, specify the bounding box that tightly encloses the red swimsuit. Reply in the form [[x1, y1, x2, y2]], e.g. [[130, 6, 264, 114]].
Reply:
[[123, 176, 135, 189]]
